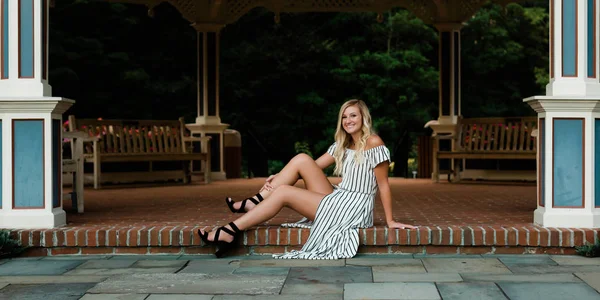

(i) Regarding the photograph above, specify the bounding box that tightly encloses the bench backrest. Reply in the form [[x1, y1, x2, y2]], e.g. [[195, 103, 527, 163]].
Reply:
[[457, 117, 537, 153], [68, 116, 188, 155]]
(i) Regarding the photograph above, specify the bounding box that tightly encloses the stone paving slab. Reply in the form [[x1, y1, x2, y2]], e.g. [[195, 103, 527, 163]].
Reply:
[[213, 296, 342, 300], [436, 282, 507, 300], [372, 265, 427, 278], [461, 273, 580, 283], [496, 255, 557, 266], [575, 272, 600, 293], [131, 260, 187, 268], [147, 295, 214, 300], [79, 294, 149, 300], [281, 283, 343, 295], [240, 259, 344, 267], [498, 282, 600, 300], [344, 283, 440, 300], [0, 275, 107, 284], [63, 267, 181, 276], [88, 273, 286, 295], [78, 260, 137, 269], [0, 283, 95, 300], [422, 258, 511, 274], [286, 266, 372, 284], [373, 273, 462, 283], [44, 256, 112, 260], [110, 255, 181, 260], [507, 265, 600, 274], [233, 267, 290, 276], [0, 260, 84, 275], [346, 258, 423, 266], [178, 260, 240, 274], [551, 256, 600, 265], [414, 254, 482, 258]]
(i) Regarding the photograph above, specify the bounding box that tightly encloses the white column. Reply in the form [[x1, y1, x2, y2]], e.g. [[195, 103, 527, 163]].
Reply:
[[0, 0, 51, 97], [435, 23, 462, 124], [186, 26, 229, 181], [525, 0, 600, 227], [0, 0, 74, 229]]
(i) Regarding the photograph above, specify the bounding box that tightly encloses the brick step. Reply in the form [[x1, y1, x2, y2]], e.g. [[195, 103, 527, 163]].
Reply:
[[9, 225, 597, 257]]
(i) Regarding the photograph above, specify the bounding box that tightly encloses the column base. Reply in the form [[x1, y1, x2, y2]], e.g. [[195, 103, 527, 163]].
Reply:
[[534, 207, 600, 228], [211, 171, 227, 181], [0, 209, 66, 229]]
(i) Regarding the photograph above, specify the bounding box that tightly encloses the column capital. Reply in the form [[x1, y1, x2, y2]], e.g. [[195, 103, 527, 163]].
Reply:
[[434, 22, 463, 32], [191, 23, 225, 32]]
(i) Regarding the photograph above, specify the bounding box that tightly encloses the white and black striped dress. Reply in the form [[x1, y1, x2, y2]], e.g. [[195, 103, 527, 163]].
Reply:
[[273, 142, 391, 260]]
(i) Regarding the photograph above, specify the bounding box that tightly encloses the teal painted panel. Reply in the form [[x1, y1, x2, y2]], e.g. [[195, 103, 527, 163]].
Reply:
[[540, 119, 545, 206], [588, 0, 595, 77], [2, 0, 8, 78], [0, 122, 2, 208], [563, 0, 577, 76], [14, 120, 44, 208], [19, 0, 33, 78], [52, 119, 60, 207], [596, 120, 600, 207], [553, 119, 583, 207]]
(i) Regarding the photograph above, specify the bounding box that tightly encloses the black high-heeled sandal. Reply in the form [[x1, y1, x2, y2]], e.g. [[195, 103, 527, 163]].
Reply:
[[225, 194, 264, 213], [197, 222, 241, 258]]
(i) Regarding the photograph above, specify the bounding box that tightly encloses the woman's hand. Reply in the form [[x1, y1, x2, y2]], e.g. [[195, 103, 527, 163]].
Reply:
[[387, 221, 417, 229], [266, 174, 277, 183]]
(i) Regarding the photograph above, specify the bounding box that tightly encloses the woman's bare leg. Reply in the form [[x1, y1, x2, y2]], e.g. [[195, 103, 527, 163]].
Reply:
[[207, 185, 325, 242], [231, 154, 333, 211]]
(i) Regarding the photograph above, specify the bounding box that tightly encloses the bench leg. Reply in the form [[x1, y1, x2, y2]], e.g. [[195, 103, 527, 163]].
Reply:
[[183, 161, 190, 184], [432, 142, 439, 183], [76, 159, 85, 213]]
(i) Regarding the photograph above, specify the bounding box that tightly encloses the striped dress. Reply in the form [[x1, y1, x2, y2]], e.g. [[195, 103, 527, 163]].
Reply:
[[273, 142, 391, 260]]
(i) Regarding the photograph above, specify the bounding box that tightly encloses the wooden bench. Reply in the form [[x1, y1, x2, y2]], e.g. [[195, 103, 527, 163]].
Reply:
[[68, 116, 211, 189], [433, 117, 537, 182]]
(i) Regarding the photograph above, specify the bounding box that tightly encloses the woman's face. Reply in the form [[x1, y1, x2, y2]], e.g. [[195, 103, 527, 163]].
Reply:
[[342, 105, 363, 135]]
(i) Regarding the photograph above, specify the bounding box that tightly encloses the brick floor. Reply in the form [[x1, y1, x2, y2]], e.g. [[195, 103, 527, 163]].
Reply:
[[5, 178, 597, 256]]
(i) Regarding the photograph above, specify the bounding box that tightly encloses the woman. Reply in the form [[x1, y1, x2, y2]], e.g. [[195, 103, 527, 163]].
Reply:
[[198, 99, 416, 259]]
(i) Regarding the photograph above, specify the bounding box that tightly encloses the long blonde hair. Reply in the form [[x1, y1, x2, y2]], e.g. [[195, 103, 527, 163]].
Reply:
[[332, 99, 374, 175]]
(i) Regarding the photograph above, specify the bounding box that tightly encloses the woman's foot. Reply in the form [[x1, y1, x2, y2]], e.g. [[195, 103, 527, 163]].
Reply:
[[197, 222, 241, 258], [199, 224, 236, 243], [225, 194, 264, 213]]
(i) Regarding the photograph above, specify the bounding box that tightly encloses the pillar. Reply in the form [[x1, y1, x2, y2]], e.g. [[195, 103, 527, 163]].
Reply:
[[429, 23, 462, 180], [525, 0, 600, 227], [186, 26, 229, 181], [0, 0, 74, 229]]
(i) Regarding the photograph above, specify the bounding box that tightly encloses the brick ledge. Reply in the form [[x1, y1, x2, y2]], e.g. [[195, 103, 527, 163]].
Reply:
[[7, 225, 597, 250]]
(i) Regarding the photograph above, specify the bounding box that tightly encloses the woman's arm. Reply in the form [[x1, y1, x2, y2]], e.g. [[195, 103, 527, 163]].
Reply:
[[374, 162, 416, 229], [369, 136, 416, 229]]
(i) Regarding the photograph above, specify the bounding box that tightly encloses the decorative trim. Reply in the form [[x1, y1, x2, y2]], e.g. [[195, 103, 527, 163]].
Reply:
[[12, 119, 45, 209], [588, 0, 595, 78], [552, 118, 585, 208], [42, 0, 47, 80], [550, 0, 554, 79], [0, 0, 7, 79], [596, 118, 600, 207]]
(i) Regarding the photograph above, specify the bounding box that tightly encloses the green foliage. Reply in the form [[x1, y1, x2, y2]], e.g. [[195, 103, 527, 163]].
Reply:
[[0, 230, 25, 258], [576, 240, 600, 257], [48, 2, 550, 176], [268, 160, 285, 175], [294, 141, 313, 158]]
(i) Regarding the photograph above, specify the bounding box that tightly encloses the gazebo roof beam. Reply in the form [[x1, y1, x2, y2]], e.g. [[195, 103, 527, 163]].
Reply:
[[102, 0, 531, 27]]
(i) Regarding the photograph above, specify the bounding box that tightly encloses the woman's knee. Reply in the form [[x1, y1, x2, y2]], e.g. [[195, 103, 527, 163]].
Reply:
[[291, 153, 312, 165], [271, 185, 292, 205]]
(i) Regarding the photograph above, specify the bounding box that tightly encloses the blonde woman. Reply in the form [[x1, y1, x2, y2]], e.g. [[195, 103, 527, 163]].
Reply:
[[198, 99, 416, 259]]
